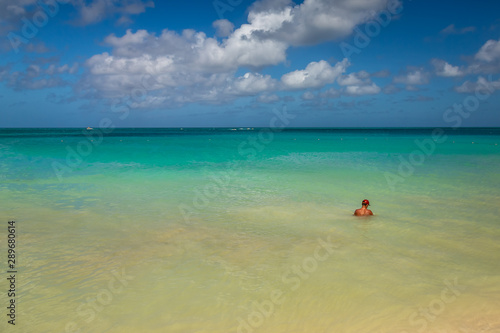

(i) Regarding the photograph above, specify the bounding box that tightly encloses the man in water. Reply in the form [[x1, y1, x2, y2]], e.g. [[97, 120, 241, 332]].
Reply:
[[354, 199, 373, 216]]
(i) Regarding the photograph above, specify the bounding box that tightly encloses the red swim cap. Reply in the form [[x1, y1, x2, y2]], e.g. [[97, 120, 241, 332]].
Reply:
[[362, 199, 370, 205]]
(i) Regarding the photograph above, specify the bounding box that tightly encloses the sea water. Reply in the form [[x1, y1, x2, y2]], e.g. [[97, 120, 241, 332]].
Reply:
[[0, 128, 499, 333]]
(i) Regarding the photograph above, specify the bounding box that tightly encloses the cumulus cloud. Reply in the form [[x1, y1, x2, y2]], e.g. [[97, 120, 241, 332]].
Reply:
[[394, 69, 430, 88], [102, 28, 288, 71], [457, 39, 500, 75], [248, 0, 396, 46], [81, 27, 288, 104], [337, 70, 370, 86], [77, 0, 396, 108], [431, 39, 500, 89], [474, 39, 500, 63], [447, 40, 500, 93], [228, 72, 277, 95], [131, 0, 390, 73], [454, 76, 500, 93], [344, 82, 381, 96], [294, 70, 380, 103], [213, 19, 234, 37], [281, 59, 349, 90], [86, 52, 173, 76], [337, 70, 381, 96], [431, 59, 464, 77]]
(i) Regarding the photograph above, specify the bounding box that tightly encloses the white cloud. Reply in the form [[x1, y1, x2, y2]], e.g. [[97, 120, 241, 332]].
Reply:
[[228, 72, 277, 95], [454, 76, 500, 93], [475, 39, 500, 63], [461, 39, 500, 75], [86, 52, 174, 76], [337, 70, 380, 96], [77, 0, 398, 108], [432, 39, 500, 79], [82, 26, 288, 104], [337, 70, 370, 86], [431, 59, 464, 77], [102, 28, 288, 71], [394, 69, 429, 85], [439, 63, 463, 77], [248, 0, 396, 46], [344, 82, 381, 96], [208, 28, 288, 69], [104, 29, 151, 52], [213, 19, 234, 37], [281, 59, 349, 90]]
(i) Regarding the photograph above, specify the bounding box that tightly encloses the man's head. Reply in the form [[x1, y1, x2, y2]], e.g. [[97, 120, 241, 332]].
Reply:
[[362, 199, 370, 206]]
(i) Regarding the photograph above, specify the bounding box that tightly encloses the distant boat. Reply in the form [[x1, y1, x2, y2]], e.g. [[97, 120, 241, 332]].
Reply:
[[86, 127, 93, 130]]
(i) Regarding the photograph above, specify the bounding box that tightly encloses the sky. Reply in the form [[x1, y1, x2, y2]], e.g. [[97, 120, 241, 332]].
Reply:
[[0, 0, 500, 128]]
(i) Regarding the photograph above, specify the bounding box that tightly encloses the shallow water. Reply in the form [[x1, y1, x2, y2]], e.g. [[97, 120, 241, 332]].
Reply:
[[1, 128, 499, 333]]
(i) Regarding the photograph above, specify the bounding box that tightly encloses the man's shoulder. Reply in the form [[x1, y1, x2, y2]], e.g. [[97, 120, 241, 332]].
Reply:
[[354, 208, 373, 216]]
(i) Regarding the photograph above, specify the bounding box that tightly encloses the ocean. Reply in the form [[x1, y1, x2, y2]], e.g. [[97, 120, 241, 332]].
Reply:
[[0, 128, 499, 333]]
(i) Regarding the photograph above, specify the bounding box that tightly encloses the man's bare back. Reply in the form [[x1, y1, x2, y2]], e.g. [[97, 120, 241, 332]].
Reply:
[[354, 199, 373, 216]]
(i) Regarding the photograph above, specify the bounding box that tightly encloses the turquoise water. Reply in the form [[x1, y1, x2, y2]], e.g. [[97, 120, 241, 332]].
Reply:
[[1, 128, 499, 333]]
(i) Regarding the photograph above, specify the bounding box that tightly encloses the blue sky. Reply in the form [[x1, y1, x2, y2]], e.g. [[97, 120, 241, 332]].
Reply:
[[1, 0, 499, 127]]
